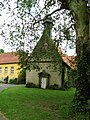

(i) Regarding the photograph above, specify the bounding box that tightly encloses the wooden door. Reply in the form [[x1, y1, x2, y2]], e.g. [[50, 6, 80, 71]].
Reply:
[[41, 78, 47, 89]]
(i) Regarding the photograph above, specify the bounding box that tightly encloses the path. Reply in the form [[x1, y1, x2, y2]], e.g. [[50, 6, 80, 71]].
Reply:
[[0, 83, 19, 91], [0, 113, 8, 120]]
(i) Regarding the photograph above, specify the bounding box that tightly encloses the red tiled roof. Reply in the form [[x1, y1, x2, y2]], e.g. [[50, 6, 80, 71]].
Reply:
[[58, 47, 76, 69], [0, 52, 19, 64], [62, 56, 76, 70]]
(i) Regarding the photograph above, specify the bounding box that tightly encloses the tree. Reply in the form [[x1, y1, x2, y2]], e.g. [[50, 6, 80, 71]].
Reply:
[[1, 0, 75, 53], [54, 0, 90, 115], [59, 0, 90, 114], [0, 0, 90, 116], [0, 49, 4, 53]]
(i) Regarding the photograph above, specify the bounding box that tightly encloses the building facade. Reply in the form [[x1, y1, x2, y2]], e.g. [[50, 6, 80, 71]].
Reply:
[[0, 52, 20, 82]]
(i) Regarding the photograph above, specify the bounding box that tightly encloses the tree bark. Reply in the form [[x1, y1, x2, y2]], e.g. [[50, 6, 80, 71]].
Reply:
[[68, 0, 90, 113]]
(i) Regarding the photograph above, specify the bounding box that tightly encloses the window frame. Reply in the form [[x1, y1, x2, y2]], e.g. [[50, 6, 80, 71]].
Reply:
[[4, 67, 8, 74], [10, 67, 14, 74], [0, 67, 2, 74]]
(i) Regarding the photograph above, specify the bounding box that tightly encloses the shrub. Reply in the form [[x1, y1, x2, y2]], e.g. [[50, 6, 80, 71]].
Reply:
[[0, 80, 3, 83], [17, 70, 26, 84], [4, 76, 9, 83], [26, 82, 38, 88], [69, 113, 89, 120], [48, 84, 59, 90], [63, 80, 71, 90], [9, 78, 17, 84]]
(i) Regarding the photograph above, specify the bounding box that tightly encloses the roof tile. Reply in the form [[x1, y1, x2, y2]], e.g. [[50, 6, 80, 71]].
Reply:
[[0, 52, 19, 64]]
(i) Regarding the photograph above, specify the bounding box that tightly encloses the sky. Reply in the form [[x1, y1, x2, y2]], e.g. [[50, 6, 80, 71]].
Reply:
[[0, 0, 76, 55], [0, 3, 12, 52]]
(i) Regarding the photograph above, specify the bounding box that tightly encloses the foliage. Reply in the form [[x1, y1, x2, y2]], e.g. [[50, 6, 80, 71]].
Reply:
[[17, 69, 26, 84], [4, 76, 9, 83], [69, 113, 89, 120], [0, 80, 3, 83], [32, 27, 60, 60], [63, 80, 71, 89], [66, 69, 77, 87], [16, 50, 30, 69], [0, 49, 4, 54], [0, 0, 75, 54], [9, 78, 17, 84], [26, 82, 39, 88], [9, 69, 26, 84], [71, 42, 90, 114], [0, 86, 75, 120], [48, 84, 60, 90], [17, 0, 36, 9], [58, 0, 90, 115]]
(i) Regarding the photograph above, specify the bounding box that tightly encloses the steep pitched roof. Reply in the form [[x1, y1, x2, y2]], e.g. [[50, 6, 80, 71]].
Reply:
[[32, 30, 62, 62], [32, 34, 76, 69], [0, 52, 19, 64]]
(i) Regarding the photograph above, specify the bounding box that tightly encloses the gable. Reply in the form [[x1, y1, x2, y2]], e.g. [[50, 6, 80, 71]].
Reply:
[[32, 30, 62, 62]]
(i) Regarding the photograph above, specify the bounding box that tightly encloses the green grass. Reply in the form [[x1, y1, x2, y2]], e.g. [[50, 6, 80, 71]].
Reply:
[[0, 86, 75, 120]]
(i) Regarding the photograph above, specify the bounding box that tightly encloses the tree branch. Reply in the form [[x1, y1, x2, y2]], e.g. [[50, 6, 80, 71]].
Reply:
[[33, 8, 62, 26]]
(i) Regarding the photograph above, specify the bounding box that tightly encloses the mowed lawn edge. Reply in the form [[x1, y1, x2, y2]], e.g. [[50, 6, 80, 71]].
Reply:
[[0, 86, 75, 120]]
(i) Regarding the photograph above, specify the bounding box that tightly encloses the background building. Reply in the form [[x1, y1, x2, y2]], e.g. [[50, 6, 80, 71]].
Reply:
[[0, 52, 20, 82]]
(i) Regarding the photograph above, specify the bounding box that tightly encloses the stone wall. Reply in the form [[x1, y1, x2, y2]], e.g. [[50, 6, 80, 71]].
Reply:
[[26, 62, 62, 88]]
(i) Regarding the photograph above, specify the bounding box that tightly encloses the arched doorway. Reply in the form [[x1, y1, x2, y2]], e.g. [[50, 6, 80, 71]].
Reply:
[[38, 70, 50, 89]]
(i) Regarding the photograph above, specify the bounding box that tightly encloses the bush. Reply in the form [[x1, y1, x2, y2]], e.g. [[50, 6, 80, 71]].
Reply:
[[26, 82, 38, 88], [9, 78, 17, 84], [4, 76, 9, 83], [63, 80, 71, 90], [0, 80, 3, 83], [69, 113, 89, 120], [48, 84, 59, 90], [17, 70, 26, 84]]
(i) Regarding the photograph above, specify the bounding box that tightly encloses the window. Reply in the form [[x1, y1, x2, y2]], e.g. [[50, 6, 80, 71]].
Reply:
[[0, 67, 2, 74], [10, 67, 14, 74], [4, 67, 8, 74]]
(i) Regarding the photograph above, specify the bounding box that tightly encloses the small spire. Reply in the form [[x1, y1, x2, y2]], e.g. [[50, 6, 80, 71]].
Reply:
[[43, 16, 53, 24], [43, 15, 53, 36]]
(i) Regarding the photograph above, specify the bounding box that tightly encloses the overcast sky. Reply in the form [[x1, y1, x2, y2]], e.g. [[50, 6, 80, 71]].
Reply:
[[0, 0, 76, 55]]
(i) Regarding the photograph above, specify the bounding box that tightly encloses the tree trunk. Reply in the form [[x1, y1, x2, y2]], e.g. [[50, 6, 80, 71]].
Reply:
[[68, 0, 90, 113]]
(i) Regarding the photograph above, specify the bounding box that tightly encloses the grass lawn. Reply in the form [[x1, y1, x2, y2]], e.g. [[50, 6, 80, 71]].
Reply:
[[0, 86, 75, 120]]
